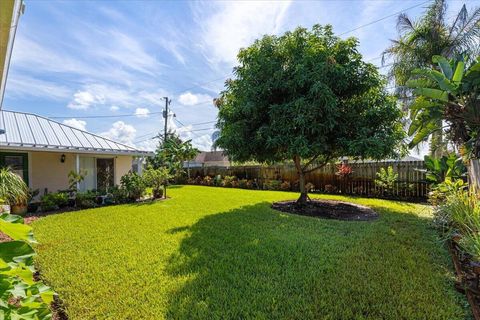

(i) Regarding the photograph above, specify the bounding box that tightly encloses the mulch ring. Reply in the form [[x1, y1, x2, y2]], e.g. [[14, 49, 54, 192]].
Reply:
[[272, 199, 379, 221]]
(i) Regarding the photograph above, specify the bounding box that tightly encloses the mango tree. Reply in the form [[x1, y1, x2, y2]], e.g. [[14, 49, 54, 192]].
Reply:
[[214, 25, 406, 205]]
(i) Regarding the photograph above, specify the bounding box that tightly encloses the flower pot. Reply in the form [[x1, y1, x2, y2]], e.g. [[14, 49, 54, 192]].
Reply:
[[0, 204, 10, 214], [27, 202, 40, 214], [11, 204, 27, 216]]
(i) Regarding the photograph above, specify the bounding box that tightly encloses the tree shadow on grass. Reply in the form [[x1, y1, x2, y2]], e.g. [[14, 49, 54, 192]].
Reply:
[[164, 202, 468, 319]]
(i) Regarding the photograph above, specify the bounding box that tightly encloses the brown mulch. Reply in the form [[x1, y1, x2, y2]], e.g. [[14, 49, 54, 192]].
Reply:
[[272, 199, 379, 221]]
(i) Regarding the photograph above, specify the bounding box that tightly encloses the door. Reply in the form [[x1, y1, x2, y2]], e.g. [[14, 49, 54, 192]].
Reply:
[[96, 158, 114, 193]]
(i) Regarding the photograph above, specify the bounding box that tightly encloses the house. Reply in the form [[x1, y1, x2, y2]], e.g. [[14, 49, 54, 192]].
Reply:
[[186, 150, 230, 168], [0, 110, 153, 193]]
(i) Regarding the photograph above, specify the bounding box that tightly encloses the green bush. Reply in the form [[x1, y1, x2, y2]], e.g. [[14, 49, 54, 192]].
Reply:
[[143, 167, 171, 198], [436, 189, 480, 260], [75, 191, 98, 209], [213, 175, 223, 187], [375, 166, 398, 196], [41, 192, 69, 211], [108, 186, 129, 204], [222, 176, 236, 188], [263, 180, 282, 190], [203, 176, 213, 186], [120, 171, 146, 202]]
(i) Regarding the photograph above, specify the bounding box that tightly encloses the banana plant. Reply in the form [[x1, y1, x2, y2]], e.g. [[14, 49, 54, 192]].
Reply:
[[407, 55, 480, 158], [0, 213, 55, 319]]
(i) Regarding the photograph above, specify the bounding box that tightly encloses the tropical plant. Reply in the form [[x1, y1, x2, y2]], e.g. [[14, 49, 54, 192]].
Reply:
[[68, 170, 86, 191], [407, 55, 480, 159], [0, 167, 29, 205], [143, 167, 171, 198], [421, 153, 467, 185], [150, 133, 200, 198], [383, 0, 480, 156], [41, 192, 69, 212], [336, 163, 353, 179], [75, 191, 98, 209], [214, 25, 406, 205], [375, 166, 398, 196], [120, 171, 146, 202], [0, 213, 55, 319]]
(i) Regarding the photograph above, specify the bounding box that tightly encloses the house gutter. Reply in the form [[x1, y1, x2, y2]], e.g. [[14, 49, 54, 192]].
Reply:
[[0, 0, 24, 111]]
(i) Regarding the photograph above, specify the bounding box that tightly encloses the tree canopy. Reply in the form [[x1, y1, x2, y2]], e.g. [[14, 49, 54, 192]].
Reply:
[[383, 0, 480, 157], [214, 25, 406, 203]]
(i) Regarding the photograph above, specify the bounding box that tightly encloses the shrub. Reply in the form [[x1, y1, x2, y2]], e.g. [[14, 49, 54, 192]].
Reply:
[[76, 191, 98, 209], [280, 181, 291, 191], [41, 192, 69, 211], [436, 189, 480, 260], [336, 163, 353, 179], [324, 184, 337, 193], [429, 178, 468, 206], [143, 167, 171, 198], [222, 176, 236, 188], [375, 166, 398, 196], [238, 179, 248, 189], [203, 176, 213, 186], [263, 180, 282, 190], [108, 186, 129, 204], [120, 171, 146, 202], [213, 175, 223, 187], [305, 182, 315, 192]]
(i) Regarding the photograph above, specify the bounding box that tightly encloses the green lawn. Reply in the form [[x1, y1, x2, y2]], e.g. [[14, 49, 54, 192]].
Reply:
[[32, 186, 468, 319]]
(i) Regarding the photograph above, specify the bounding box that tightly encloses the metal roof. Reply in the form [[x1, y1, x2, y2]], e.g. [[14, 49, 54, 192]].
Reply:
[[0, 110, 153, 156]]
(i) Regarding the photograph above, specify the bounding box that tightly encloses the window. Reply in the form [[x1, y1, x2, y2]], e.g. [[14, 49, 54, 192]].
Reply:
[[0, 152, 28, 185]]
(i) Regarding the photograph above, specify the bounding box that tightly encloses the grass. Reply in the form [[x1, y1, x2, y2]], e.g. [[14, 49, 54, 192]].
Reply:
[[32, 185, 469, 319]]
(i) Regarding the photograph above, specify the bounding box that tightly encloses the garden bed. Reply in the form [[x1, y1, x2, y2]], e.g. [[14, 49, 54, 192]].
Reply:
[[449, 236, 480, 319], [272, 199, 379, 221]]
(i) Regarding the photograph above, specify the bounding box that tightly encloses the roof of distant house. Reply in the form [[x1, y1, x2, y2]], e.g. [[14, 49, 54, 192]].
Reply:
[[0, 110, 153, 156]]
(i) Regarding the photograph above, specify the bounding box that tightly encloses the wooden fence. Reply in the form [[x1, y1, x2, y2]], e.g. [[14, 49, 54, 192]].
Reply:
[[188, 160, 429, 199]]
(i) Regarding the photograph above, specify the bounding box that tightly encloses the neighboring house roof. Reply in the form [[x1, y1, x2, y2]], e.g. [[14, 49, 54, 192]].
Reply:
[[186, 151, 230, 167], [0, 0, 23, 109], [0, 110, 153, 156]]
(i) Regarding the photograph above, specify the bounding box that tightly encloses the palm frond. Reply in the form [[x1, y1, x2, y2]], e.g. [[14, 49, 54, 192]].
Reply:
[[397, 13, 415, 34]]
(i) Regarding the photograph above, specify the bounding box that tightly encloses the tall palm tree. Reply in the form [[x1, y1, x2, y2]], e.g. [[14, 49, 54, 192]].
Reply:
[[383, 0, 480, 157]]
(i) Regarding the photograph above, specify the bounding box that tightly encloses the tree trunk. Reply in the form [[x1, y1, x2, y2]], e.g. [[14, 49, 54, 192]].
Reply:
[[294, 155, 308, 205], [469, 159, 480, 195], [430, 121, 447, 158]]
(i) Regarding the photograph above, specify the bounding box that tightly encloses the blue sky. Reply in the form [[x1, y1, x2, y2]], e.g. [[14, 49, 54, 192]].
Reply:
[[3, 0, 472, 153]]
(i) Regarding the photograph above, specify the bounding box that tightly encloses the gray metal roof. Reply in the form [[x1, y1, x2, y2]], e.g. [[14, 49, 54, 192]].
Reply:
[[0, 110, 153, 156]]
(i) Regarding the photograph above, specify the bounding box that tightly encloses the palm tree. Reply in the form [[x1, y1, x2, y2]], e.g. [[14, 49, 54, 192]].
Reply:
[[383, 0, 480, 157]]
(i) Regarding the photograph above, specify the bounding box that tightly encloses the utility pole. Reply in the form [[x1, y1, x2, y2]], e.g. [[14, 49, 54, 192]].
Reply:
[[162, 97, 171, 199]]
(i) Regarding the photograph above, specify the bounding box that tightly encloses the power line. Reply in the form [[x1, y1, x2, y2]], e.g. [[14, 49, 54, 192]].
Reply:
[[338, 1, 430, 37]]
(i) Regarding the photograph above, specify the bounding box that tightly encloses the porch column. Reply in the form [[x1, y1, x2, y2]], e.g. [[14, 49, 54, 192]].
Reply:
[[76, 154, 80, 190]]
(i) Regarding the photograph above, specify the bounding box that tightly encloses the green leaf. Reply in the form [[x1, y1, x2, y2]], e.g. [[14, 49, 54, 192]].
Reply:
[[0, 219, 35, 243], [432, 55, 453, 79], [452, 61, 465, 84], [413, 88, 448, 102], [0, 241, 35, 265]]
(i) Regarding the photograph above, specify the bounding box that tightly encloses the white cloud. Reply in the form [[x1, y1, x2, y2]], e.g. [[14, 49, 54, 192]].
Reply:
[[68, 90, 104, 110], [63, 118, 87, 131], [100, 121, 136, 145], [135, 107, 150, 118], [193, 1, 292, 66], [110, 105, 119, 111], [178, 91, 213, 106]]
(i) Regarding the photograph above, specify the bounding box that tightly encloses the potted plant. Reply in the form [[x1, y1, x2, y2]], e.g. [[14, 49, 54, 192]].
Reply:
[[0, 168, 29, 215]]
